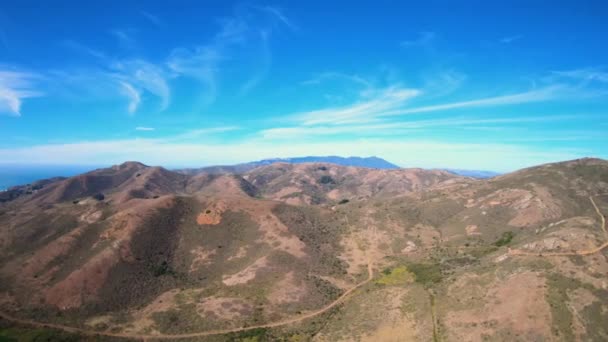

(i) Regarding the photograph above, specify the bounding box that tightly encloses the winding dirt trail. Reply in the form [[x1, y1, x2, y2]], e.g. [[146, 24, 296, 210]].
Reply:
[[508, 195, 608, 257], [0, 263, 374, 340], [0, 222, 375, 340]]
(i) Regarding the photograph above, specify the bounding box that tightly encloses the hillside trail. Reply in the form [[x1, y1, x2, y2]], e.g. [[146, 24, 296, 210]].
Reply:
[[0, 216, 375, 340], [508, 195, 608, 257]]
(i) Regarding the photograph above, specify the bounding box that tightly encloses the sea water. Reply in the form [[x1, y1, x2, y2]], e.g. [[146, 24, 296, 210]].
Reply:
[[0, 165, 102, 190]]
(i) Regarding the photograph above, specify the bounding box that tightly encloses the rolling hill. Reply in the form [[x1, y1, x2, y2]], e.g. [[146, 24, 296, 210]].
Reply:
[[1, 158, 607, 341]]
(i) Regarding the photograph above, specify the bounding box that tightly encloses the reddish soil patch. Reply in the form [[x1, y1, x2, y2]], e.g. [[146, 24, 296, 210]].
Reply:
[[196, 201, 227, 225]]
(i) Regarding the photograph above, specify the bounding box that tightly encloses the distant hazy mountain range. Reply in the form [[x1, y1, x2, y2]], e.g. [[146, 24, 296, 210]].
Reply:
[[443, 169, 502, 179], [177, 156, 400, 174], [177, 156, 500, 179]]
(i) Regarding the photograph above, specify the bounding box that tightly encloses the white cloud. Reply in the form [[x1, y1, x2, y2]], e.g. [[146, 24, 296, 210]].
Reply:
[[120, 81, 141, 114], [500, 35, 523, 43], [135, 126, 155, 131], [552, 68, 608, 83], [167, 5, 293, 103], [167, 46, 220, 105], [110, 29, 136, 49], [168, 126, 241, 141], [301, 72, 373, 89], [0, 69, 43, 116], [113, 60, 170, 111], [141, 11, 162, 27], [401, 31, 436, 47], [381, 85, 564, 116], [291, 86, 422, 125], [421, 70, 467, 98], [239, 30, 271, 95], [256, 6, 297, 31], [261, 114, 589, 139], [61, 40, 107, 60]]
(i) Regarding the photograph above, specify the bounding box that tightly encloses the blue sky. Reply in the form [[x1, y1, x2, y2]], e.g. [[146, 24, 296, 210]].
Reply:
[[0, 0, 607, 171]]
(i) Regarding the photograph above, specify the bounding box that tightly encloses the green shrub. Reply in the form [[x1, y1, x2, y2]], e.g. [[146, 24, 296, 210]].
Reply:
[[376, 266, 414, 286], [494, 231, 515, 247], [319, 175, 335, 184]]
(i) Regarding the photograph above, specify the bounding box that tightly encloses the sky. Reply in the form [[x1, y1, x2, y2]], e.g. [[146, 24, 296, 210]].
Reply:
[[0, 0, 607, 172]]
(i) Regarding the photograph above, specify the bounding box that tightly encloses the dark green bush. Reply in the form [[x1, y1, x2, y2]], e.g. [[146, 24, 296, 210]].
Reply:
[[319, 175, 335, 184], [494, 231, 515, 247]]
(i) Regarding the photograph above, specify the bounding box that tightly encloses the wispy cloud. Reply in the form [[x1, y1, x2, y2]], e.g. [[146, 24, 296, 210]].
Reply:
[[552, 68, 608, 83], [169, 126, 241, 141], [135, 126, 155, 131], [239, 30, 272, 95], [110, 29, 136, 49], [120, 81, 141, 114], [167, 46, 220, 105], [113, 60, 170, 111], [256, 6, 297, 31], [291, 86, 422, 125], [401, 31, 436, 47], [262, 114, 589, 139], [301, 72, 373, 89], [500, 34, 523, 43], [167, 5, 293, 103], [62, 40, 107, 60], [305, 68, 607, 121], [382, 85, 563, 116], [5, 6, 292, 116], [421, 70, 467, 98], [0, 69, 43, 116], [287, 75, 586, 126], [141, 11, 163, 27]]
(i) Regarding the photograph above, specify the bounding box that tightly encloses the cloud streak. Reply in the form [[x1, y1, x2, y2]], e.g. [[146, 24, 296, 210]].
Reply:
[[0, 69, 43, 116], [500, 35, 523, 43], [120, 82, 141, 114], [382, 85, 563, 116], [135, 126, 155, 131], [291, 86, 422, 125], [262, 114, 591, 139], [167, 5, 293, 103], [401, 31, 436, 47], [113, 60, 171, 111]]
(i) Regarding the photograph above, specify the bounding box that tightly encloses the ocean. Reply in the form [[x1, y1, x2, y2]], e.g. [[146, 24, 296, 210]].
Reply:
[[0, 165, 102, 190]]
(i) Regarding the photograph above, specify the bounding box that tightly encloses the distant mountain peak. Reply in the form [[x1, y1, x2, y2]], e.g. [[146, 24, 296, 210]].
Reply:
[[177, 155, 400, 175]]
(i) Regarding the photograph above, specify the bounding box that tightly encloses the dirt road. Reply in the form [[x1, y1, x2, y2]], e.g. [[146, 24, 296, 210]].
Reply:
[[0, 226, 375, 340], [508, 195, 608, 257]]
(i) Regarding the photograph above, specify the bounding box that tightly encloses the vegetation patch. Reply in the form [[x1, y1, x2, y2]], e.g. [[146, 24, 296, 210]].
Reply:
[[226, 327, 269, 341], [493, 231, 515, 247], [407, 263, 443, 287], [272, 204, 347, 276], [0, 327, 81, 342], [376, 266, 414, 286], [545, 273, 577, 341], [318, 175, 335, 185]]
